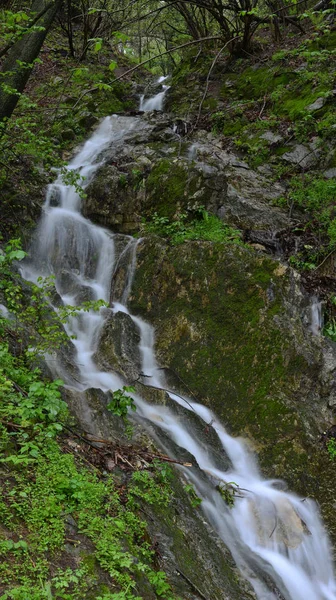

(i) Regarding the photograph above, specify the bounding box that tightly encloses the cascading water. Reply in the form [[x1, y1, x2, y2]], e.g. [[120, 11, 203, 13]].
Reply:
[[309, 296, 323, 336], [139, 75, 170, 111], [21, 111, 336, 600]]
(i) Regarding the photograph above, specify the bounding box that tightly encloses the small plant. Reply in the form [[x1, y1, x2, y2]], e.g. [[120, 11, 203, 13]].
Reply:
[[327, 438, 336, 460], [217, 482, 238, 508], [107, 386, 136, 420], [142, 209, 242, 246], [183, 483, 202, 508], [128, 463, 172, 508], [323, 319, 336, 343]]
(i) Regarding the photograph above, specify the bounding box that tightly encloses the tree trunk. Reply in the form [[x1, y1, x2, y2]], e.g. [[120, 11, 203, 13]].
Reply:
[[0, 0, 62, 123]]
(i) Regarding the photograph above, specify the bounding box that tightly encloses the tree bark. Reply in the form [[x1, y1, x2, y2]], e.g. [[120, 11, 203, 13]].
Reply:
[[0, 0, 62, 123]]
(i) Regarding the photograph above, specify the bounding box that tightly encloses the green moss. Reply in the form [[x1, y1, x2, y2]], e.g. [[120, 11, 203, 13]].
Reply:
[[128, 238, 336, 539], [275, 86, 326, 120], [145, 159, 189, 218], [203, 97, 218, 110], [145, 158, 210, 220], [220, 68, 298, 101]]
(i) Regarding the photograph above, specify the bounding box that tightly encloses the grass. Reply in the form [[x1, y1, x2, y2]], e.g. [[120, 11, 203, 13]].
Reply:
[[142, 209, 243, 246]]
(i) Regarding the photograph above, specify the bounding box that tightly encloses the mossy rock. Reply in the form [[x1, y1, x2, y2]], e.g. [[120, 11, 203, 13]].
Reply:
[[129, 237, 336, 539]]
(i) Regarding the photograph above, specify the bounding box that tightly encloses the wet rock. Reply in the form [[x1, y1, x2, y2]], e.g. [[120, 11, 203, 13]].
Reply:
[[217, 171, 288, 231], [84, 115, 290, 235], [128, 237, 336, 540], [94, 310, 141, 380], [78, 113, 99, 130], [60, 128, 76, 141], [62, 386, 254, 600]]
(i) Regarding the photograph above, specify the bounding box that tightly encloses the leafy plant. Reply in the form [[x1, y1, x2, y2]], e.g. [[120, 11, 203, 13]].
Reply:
[[183, 483, 202, 508], [327, 438, 336, 460], [217, 482, 238, 507], [142, 209, 242, 246], [323, 319, 336, 343], [107, 386, 136, 421]]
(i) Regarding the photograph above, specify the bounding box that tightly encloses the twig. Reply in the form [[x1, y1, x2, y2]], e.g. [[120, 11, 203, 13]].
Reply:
[[157, 367, 200, 405], [258, 94, 267, 119], [0, 419, 23, 430], [134, 375, 196, 414], [62, 424, 105, 454], [315, 249, 336, 271], [142, 451, 193, 467], [193, 36, 240, 131], [176, 569, 209, 600]]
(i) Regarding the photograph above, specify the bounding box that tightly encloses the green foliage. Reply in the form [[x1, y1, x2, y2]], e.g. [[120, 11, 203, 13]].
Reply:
[[287, 177, 336, 214], [0, 341, 67, 465], [284, 177, 336, 270], [142, 209, 242, 246], [217, 482, 237, 508], [323, 318, 336, 343], [107, 386, 136, 421], [327, 438, 336, 460], [183, 484, 202, 508], [0, 238, 107, 358], [0, 431, 175, 599], [128, 463, 173, 509], [0, 285, 174, 600]]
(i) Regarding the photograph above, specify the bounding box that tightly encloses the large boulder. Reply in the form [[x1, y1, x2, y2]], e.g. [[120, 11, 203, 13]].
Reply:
[[127, 236, 336, 539], [84, 116, 289, 235]]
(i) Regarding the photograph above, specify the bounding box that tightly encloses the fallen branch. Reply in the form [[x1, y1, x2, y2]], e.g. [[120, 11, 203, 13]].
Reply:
[[258, 94, 267, 119], [315, 249, 336, 271], [176, 569, 210, 600]]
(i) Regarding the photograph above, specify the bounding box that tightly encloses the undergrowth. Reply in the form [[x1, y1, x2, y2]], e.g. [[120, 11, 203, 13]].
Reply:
[[142, 208, 242, 246], [0, 243, 176, 600], [283, 177, 336, 270]]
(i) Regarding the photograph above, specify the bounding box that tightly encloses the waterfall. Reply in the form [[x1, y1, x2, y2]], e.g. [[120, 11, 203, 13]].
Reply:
[[139, 75, 170, 111], [309, 296, 323, 336], [21, 112, 336, 600]]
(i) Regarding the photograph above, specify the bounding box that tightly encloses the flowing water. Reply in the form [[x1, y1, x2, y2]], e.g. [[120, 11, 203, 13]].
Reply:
[[139, 75, 170, 111], [309, 297, 323, 336], [21, 113, 336, 600]]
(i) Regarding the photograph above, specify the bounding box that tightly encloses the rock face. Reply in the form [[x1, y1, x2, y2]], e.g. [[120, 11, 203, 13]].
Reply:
[[84, 114, 289, 235], [82, 112, 336, 542], [282, 144, 320, 169], [127, 236, 336, 539], [94, 310, 141, 380]]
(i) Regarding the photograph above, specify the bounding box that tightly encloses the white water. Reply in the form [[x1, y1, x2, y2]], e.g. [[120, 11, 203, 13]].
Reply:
[[310, 297, 323, 336], [139, 75, 169, 111], [22, 113, 336, 600]]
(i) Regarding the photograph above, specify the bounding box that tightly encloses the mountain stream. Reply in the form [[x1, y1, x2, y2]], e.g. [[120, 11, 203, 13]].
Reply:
[[20, 102, 336, 600]]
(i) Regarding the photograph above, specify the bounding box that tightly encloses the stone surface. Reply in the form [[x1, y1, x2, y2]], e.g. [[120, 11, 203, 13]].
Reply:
[[306, 97, 326, 112], [63, 385, 255, 600], [282, 144, 320, 169], [260, 131, 283, 144], [128, 237, 336, 540], [324, 168, 336, 179], [84, 114, 289, 235]]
